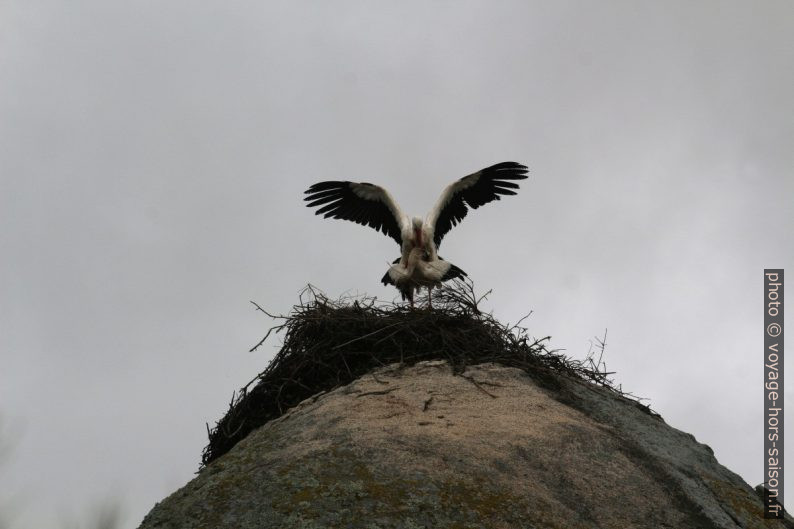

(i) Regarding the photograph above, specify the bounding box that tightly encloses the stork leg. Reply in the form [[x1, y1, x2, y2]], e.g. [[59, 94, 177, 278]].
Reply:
[[408, 288, 414, 310], [428, 285, 433, 310]]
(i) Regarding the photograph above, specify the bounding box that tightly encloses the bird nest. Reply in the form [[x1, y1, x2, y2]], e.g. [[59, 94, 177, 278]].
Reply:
[[201, 280, 645, 467]]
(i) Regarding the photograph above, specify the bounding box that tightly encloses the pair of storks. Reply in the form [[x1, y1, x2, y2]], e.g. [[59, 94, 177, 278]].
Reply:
[[304, 162, 529, 307]]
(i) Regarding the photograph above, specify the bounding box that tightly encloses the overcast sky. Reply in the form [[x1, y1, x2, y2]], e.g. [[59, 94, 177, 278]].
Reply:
[[1, 1, 792, 527]]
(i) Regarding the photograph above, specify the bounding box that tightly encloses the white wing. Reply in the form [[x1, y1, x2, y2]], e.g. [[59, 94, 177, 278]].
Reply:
[[425, 162, 529, 248]]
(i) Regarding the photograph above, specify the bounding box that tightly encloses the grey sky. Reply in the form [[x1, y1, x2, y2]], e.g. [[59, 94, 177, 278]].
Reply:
[[1, 1, 792, 527]]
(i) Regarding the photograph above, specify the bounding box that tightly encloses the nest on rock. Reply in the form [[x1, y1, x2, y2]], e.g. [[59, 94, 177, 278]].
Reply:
[[201, 280, 646, 467]]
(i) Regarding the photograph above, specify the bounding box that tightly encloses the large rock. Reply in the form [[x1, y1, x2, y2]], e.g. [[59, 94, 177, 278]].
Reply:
[[139, 361, 790, 528]]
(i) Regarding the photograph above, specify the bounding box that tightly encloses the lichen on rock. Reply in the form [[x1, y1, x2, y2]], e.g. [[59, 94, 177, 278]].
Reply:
[[139, 361, 790, 529]]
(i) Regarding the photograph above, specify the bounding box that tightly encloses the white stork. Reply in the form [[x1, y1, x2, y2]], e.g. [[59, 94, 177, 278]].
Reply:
[[304, 161, 529, 307], [382, 247, 468, 308]]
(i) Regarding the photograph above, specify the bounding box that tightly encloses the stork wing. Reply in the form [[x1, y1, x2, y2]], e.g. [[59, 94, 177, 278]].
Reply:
[[426, 161, 529, 247], [304, 181, 407, 245]]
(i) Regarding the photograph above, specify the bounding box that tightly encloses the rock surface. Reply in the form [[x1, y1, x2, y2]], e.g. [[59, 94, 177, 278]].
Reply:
[[139, 361, 790, 528]]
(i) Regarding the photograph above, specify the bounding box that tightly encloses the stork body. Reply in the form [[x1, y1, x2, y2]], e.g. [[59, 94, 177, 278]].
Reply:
[[382, 248, 467, 308], [304, 161, 529, 305]]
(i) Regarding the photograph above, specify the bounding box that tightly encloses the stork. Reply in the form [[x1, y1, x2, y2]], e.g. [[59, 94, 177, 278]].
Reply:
[[382, 247, 467, 308], [304, 161, 529, 307]]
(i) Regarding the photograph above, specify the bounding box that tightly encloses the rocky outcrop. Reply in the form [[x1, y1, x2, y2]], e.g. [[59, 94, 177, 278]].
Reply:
[[139, 361, 790, 528]]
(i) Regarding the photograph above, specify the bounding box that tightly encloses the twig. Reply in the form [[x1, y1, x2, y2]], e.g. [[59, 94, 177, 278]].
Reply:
[[331, 321, 404, 350], [459, 374, 498, 398], [422, 396, 434, 412], [356, 387, 398, 398]]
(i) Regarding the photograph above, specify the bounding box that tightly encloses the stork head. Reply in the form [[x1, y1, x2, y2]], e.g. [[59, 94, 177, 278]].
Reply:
[[411, 216, 424, 247]]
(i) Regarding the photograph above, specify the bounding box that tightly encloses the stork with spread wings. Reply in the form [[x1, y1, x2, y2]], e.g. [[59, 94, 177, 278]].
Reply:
[[304, 162, 529, 307]]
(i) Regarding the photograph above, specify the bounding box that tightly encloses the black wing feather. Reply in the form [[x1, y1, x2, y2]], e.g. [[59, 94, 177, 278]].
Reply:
[[441, 261, 468, 282], [432, 161, 528, 247], [304, 181, 403, 244]]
